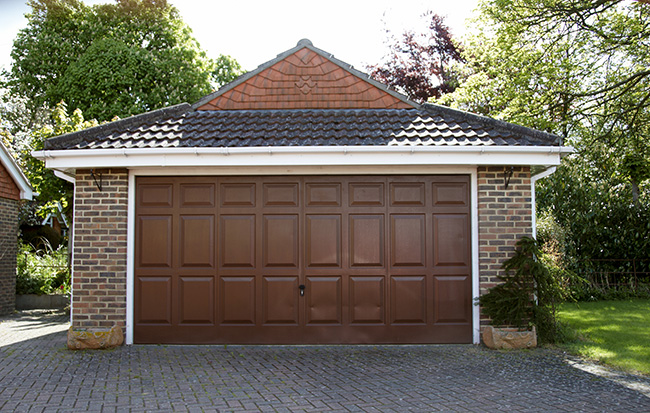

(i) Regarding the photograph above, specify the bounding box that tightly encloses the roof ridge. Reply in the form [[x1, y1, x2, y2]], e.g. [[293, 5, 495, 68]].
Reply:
[[44, 103, 192, 150], [191, 39, 420, 110], [421, 103, 562, 146]]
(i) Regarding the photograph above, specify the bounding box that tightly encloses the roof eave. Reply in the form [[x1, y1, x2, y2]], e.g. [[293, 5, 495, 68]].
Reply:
[[34, 145, 573, 177]]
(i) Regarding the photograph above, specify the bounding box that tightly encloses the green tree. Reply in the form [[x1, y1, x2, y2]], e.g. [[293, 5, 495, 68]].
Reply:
[[7, 0, 240, 122], [440, 0, 650, 294], [22, 101, 98, 221], [440, 0, 650, 168]]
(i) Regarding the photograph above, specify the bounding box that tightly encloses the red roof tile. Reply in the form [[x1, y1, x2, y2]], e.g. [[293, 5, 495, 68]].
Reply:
[[198, 47, 413, 110]]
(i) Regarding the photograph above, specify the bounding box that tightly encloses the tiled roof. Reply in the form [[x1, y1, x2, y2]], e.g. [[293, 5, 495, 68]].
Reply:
[[196, 41, 413, 110], [44, 104, 560, 150]]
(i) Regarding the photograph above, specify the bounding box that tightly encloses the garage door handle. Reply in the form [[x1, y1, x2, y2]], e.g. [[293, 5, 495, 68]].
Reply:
[[299, 284, 305, 297]]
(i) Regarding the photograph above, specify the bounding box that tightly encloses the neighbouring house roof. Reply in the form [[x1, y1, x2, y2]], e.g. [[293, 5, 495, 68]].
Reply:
[[0, 140, 33, 200], [35, 39, 570, 172]]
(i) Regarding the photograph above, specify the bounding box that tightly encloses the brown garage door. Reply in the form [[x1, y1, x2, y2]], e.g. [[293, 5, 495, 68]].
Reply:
[[134, 175, 472, 344]]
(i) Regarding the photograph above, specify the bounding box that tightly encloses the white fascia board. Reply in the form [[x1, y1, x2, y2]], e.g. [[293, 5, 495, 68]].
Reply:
[[33, 145, 572, 171]]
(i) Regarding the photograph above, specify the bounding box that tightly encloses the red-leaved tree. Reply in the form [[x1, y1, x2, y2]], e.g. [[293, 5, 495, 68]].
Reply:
[[368, 12, 463, 103]]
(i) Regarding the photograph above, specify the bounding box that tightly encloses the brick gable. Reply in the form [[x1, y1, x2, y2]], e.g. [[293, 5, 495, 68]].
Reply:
[[198, 47, 413, 110], [0, 162, 20, 201]]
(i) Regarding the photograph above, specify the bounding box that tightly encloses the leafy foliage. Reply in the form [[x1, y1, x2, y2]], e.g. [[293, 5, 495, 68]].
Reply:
[[367, 12, 463, 103], [536, 153, 650, 299], [439, 0, 650, 295], [477, 237, 567, 343], [7, 0, 240, 121], [16, 240, 70, 296], [211, 54, 244, 89], [23, 102, 98, 220]]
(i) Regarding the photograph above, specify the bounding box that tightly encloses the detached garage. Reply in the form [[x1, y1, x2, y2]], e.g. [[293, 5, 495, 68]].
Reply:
[[34, 40, 570, 345]]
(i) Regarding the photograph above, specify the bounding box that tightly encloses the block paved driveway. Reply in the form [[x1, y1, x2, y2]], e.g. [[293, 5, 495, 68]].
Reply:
[[1, 311, 649, 412]]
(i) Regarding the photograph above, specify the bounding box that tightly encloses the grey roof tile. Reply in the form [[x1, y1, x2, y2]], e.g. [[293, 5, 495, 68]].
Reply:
[[44, 104, 561, 151]]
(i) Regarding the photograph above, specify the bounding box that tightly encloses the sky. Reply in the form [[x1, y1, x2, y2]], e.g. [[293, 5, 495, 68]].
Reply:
[[0, 0, 479, 75]]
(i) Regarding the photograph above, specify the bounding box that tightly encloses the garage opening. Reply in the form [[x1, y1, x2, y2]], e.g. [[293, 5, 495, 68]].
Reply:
[[134, 175, 472, 344]]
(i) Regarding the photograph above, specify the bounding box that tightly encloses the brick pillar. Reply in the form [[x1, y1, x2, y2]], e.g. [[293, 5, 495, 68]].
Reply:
[[477, 166, 533, 324], [72, 169, 128, 329], [0, 197, 19, 315]]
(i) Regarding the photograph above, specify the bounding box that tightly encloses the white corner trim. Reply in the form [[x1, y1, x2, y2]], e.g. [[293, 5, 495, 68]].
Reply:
[[0, 141, 33, 200], [53, 170, 76, 184], [471, 169, 480, 344], [531, 166, 558, 239], [124, 166, 483, 345], [33, 145, 572, 171], [126, 172, 136, 345]]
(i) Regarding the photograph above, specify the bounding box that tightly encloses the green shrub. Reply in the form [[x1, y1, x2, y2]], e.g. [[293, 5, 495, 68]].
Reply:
[[16, 240, 70, 295], [477, 237, 568, 344]]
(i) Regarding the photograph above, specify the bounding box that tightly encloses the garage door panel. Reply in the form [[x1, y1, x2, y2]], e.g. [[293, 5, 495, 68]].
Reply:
[[433, 214, 470, 267], [350, 276, 385, 324], [390, 215, 426, 267], [432, 182, 469, 207], [179, 277, 214, 325], [180, 183, 215, 207], [220, 183, 256, 207], [180, 215, 215, 268], [390, 182, 425, 206], [349, 215, 384, 268], [137, 276, 172, 325], [263, 276, 299, 325], [306, 215, 341, 268], [138, 183, 173, 208], [138, 216, 172, 268], [263, 183, 299, 207], [306, 182, 341, 206], [349, 182, 384, 207], [263, 215, 299, 268], [220, 215, 255, 268], [306, 276, 342, 325], [433, 276, 471, 325], [219, 276, 256, 325], [390, 276, 426, 325]]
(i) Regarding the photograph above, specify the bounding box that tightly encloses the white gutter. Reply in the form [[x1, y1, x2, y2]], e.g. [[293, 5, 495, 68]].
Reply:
[[33, 145, 573, 170], [531, 166, 558, 239]]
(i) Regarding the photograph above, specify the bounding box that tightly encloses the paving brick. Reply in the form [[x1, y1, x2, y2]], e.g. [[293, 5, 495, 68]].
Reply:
[[1, 310, 650, 412]]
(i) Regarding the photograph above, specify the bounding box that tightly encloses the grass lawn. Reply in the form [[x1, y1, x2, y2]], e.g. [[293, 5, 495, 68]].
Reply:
[[557, 299, 650, 375]]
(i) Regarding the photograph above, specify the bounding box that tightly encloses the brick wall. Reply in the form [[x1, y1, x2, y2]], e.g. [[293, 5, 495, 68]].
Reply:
[[477, 166, 533, 324], [0, 197, 19, 315], [72, 169, 128, 329], [0, 162, 20, 201]]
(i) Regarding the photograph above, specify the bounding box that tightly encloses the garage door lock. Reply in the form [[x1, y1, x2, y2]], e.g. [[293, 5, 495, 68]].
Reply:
[[299, 284, 305, 297]]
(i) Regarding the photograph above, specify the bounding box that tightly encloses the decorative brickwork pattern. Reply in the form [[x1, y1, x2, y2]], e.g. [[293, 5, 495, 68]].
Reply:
[[198, 47, 413, 110], [72, 169, 128, 329], [0, 197, 19, 315], [0, 162, 20, 201], [477, 166, 533, 324]]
